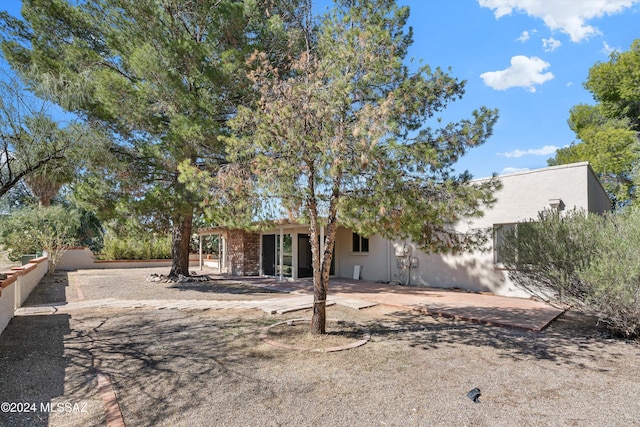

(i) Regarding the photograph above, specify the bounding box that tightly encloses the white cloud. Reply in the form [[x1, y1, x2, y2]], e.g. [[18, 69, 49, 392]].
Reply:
[[480, 56, 554, 92], [602, 41, 617, 55], [501, 167, 530, 174], [516, 29, 537, 42], [498, 145, 561, 158], [478, 0, 639, 42], [542, 37, 561, 52]]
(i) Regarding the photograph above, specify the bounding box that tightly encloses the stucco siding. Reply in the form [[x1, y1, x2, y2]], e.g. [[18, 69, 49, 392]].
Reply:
[[470, 162, 593, 229], [587, 166, 613, 213], [354, 162, 609, 297], [391, 248, 530, 297], [334, 227, 390, 281]]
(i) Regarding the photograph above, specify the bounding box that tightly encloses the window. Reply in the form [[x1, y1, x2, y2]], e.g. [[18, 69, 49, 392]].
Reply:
[[494, 222, 535, 266], [493, 223, 515, 265], [352, 232, 369, 253]]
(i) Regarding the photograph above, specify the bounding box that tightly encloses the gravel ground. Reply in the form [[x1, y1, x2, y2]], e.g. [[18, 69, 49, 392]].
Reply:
[[1, 269, 640, 426]]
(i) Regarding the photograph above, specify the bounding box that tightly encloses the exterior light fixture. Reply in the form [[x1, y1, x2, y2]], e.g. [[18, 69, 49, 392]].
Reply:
[[548, 198, 565, 211]]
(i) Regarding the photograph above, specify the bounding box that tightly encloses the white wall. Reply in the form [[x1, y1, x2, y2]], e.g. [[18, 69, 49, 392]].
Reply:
[[14, 260, 48, 307], [0, 256, 49, 337], [57, 248, 200, 271], [56, 247, 96, 270], [0, 277, 17, 336], [587, 168, 613, 213], [334, 227, 390, 282], [345, 162, 610, 297], [470, 162, 596, 228]]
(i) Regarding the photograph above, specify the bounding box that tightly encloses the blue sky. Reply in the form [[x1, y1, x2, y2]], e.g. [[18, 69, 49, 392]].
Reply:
[[401, 0, 640, 178], [2, 0, 639, 179]]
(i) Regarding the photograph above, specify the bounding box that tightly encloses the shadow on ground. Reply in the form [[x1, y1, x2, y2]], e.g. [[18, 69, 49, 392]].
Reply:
[[65, 309, 274, 427], [169, 280, 284, 294], [0, 273, 71, 427], [3, 271, 639, 426], [365, 308, 630, 370]]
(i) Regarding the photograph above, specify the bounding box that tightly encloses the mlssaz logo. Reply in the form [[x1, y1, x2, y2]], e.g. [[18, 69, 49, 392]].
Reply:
[[40, 402, 89, 413]]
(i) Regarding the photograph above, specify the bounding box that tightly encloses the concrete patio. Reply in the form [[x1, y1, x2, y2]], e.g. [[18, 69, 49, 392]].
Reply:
[[222, 275, 566, 332]]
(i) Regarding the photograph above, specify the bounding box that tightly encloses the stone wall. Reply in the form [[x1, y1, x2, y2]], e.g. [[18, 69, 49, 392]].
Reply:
[[226, 229, 260, 276]]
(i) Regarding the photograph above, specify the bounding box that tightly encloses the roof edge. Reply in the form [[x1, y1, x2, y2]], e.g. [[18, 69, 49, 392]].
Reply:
[[472, 161, 592, 182]]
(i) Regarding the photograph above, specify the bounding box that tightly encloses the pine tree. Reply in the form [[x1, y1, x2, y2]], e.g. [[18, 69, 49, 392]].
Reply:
[[184, 0, 500, 333], [1, 0, 253, 276]]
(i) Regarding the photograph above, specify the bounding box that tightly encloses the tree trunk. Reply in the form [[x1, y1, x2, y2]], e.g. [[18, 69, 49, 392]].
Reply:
[[25, 174, 64, 207], [308, 189, 328, 334], [309, 222, 326, 334], [309, 172, 341, 335], [310, 282, 327, 334], [169, 212, 193, 278], [309, 219, 339, 335]]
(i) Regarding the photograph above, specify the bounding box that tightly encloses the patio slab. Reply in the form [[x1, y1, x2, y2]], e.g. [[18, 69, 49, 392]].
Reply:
[[233, 276, 566, 332]]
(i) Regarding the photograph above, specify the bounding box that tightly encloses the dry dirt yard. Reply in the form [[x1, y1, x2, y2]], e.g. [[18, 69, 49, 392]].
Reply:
[[1, 270, 639, 427]]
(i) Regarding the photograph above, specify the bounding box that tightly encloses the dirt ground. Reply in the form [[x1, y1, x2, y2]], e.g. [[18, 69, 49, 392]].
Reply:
[[1, 269, 639, 426]]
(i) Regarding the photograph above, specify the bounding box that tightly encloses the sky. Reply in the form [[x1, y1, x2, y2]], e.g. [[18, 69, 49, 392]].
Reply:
[[1, 0, 639, 179], [400, 0, 640, 178]]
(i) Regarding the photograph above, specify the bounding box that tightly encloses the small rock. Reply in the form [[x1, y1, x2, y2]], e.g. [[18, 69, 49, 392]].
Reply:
[[467, 387, 481, 403]]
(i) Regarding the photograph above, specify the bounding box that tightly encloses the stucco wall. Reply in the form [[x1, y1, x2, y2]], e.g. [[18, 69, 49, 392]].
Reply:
[[0, 276, 16, 336], [12, 262, 39, 307], [56, 247, 97, 270], [57, 248, 200, 271], [356, 162, 610, 297], [587, 167, 613, 213], [0, 256, 49, 337], [469, 162, 595, 228], [334, 227, 390, 282]]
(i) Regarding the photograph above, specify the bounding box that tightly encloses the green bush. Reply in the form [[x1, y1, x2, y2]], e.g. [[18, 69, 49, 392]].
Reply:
[[100, 234, 172, 260], [0, 205, 83, 272], [501, 207, 640, 337]]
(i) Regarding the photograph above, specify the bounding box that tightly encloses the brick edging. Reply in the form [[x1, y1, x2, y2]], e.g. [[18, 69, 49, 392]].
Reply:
[[259, 318, 370, 352]]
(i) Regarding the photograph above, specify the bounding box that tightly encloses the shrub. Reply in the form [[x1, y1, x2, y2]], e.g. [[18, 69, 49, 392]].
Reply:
[[99, 234, 172, 260], [501, 207, 640, 337], [0, 205, 83, 272]]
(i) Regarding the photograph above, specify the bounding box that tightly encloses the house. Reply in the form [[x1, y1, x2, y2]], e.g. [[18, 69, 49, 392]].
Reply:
[[198, 162, 611, 297]]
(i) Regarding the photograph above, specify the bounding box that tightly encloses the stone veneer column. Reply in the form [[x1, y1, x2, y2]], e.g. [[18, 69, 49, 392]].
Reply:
[[226, 229, 260, 276], [243, 232, 260, 276]]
